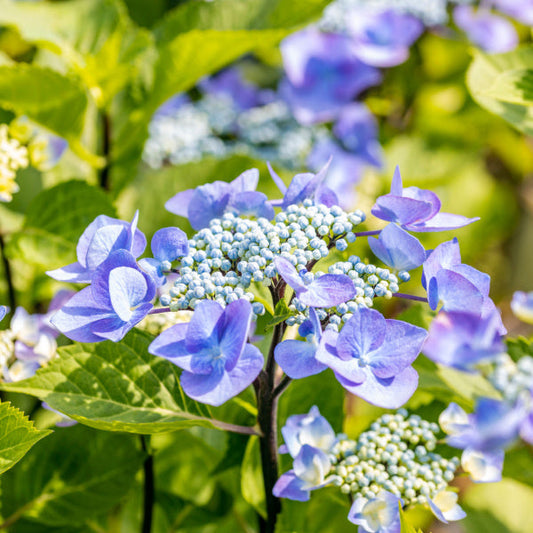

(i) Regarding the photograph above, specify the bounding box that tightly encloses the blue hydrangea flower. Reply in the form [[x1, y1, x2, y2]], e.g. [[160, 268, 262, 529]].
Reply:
[[268, 160, 339, 209], [275, 308, 327, 378], [368, 223, 426, 271], [138, 227, 188, 287], [165, 168, 274, 230], [445, 398, 526, 452], [461, 448, 504, 483], [423, 310, 505, 371], [372, 167, 479, 233], [47, 212, 146, 283], [279, 405, 337, 457], [427, 490, 466, 523], [511, 291, 533, 324], [280, 28, 381, 124], [51, 250, 156, 343], [316, 307, 426, 408], [274, 256, 356, 308], [454, 6, 518, 53], [148, 299, 263, 406], [347, 9, 423, 67], [0, 305, 7, 322], [273, 444, 332, 502], [348, 491, 402, 533]]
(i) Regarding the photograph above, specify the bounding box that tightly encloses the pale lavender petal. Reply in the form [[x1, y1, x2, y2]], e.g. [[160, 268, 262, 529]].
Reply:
[[187, 182, 232, 230], [108, 267, 149, 322], [46, 262, 92, 283], [274, 256, 306, 293], [230, 168, 259, 192], [275, 340, 326, 379], [390, 166, 403, 195], [230, 191, 275, 220], [184, 300, 224, 352], [267, 162, 288, 194], [372, 195, 435, 226], [433, 269, 484, 312], [165, 189, 195, 218], [337, 366, 419, 409], [407, 212, 480, 232], [86, 224, 129, 271], [300, 274, 356, 308], [273, 470, 310, 502], [148, 323, 194, 370], [76, 215, 121, 267]]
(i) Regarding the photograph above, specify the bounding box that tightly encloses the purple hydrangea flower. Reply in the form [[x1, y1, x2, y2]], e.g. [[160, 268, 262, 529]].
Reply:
[[47, 212, 146, 283], [347, 9, 424, 67], [348, 490, 402, 533], [427, 490, 466, 523], [273, 256, 356, 308], [315, 307, 426, 408], [454, 6, 518, 53], [165, 168, 274, 230], [51, 250, 156, 343], [280, 28, 381, 125], [491, 0, 533, 25], [446, 398, 527, 452], [148, 299, 263, 406], [368, 223, 426, 271], [511, 291, 533, 324], [273, 444, 332, 502], [371, 167, 479, 232], [138, 227, 188, 287], [423, 310, 505, 371], [279, 405, 337, 457], [275, 308, 327, 379]]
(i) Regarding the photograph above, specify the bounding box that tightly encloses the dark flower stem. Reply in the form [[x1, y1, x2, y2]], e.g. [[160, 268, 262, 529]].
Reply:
[[393, 292, 428, 303], [148, 307, 171, 315], [0, 232, 16, 310], [99, 112, 112, 192], [140, 435, 154, 533]]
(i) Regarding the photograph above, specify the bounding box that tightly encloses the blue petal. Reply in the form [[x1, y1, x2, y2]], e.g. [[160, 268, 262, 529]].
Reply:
[[187, 182, 232, 230], [151, 227, 188, 262], [0, 306, 7, 322], [138, 258, 165, 287], [300, 274, 356, 308], [267, 162, 288, 194], [273, 470, 310, 502], [184, 300, 224, 353], [46, 261, 92, 283], [76, 214, 122, 268], [407, 212, 479, 232], [165, 189, 195, 218], [230, 168, 259, 192], [86, 224, 130, 271], [274, 256, 306, 293], [149, 323, 195, 371], [275, 339, 326, 379], [218, 299, 253, 371], [108, 267, 150, 322]]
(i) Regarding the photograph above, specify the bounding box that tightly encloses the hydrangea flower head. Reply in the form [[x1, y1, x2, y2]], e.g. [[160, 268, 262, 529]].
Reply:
[[165, 168, 273, 230], [149, 299, 263, 406], [348, 491, 402, 533], [316, 307, 426, 408], [372, 167, 479, 233], [347, 9, 424, 67], [280, 28, 381, 124], [51, 250, 155, 342], [47, 212, 146, 283]]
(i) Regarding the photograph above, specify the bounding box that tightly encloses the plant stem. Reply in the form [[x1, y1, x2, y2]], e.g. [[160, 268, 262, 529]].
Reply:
[[393, 292, 428, 303], [148, 307, 171, 315], [99, 112, 111, 191], [354, 230, 381, 237], [140, 435, 154, 533], [0, 232, 15, 310]]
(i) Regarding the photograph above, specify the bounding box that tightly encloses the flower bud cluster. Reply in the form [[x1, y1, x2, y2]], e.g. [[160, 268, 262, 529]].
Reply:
[[143, 93, 326, 171], [326, 409, 459, 505], [488, 353, 533, 403], [0, 124, 29, 203], [165, 200, 399, 323]]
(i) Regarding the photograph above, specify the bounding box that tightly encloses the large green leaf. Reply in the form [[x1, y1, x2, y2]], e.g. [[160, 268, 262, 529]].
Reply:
[[154, 0, 331, 41], [0, 329, 221, 434], [241, 435, 266, 519], [0, 402, 50, 476], [467, 46, 533, 135], [0, 425, 144, 527]]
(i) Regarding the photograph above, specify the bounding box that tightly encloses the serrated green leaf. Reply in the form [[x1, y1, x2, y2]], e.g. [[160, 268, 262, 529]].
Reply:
[[265, 299, 292, 331], [241, 435, 266, 519], [0, 402, 50, 476], [0, 330, 225, 434], [24, 180, 116, 243], [467, 46, 533, 135], [0, 425, 144, 527]]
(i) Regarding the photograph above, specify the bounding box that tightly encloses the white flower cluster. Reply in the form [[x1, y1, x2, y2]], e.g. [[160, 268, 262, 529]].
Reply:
[[0, 124, 29, 203], [164, 201, 400, 323], [488, 353, 533, 403], [327, 410, 460, 504]]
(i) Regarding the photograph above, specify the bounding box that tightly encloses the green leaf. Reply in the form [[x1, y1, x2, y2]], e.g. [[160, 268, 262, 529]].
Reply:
[[154, 0, 330, 41], [241, 435, 266, 519], [399, 505, 423, 533], [502, 447, 533, 488], [506, 336, 533, 362], [0, 402, 50, 476], [0, 425, 144, 527], [0, 65, 97, 163], [0, 329, 219, 434], [24, 180, 116, 243], [265, 299, 293, 331], [467, 46, 533, 135]]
